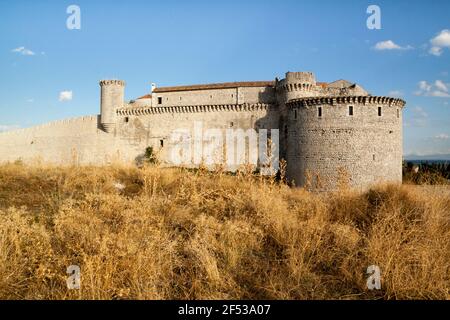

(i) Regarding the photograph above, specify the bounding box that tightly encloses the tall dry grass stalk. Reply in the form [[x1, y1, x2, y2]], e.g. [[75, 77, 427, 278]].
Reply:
[[0, 162, 448, 299]]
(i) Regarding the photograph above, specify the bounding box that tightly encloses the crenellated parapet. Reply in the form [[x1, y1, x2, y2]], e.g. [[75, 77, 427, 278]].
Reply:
[[0, 115, 98, 136], [277, 71, 321, 102], [279, 82, 315, 92], [99, 80, 125, 87], [287, 96, 406, 108], [116, 103, 273, 116], [277, 72, 316, 89], [285, 71, 316, 83]]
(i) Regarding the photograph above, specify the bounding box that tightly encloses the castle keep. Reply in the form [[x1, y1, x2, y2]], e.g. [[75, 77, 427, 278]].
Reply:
[[0, 71, 406, 190]]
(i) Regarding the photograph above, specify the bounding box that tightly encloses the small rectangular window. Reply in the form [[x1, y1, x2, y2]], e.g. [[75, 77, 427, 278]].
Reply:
[[397, 109, 400, 118], [349, 106, 353, 116], [294, 109, 297, 119], [160, 139, 164, 147], [230, 122, 234, 128], [378, 107, 382, 117], [124, 117, 129, 123], [318, 107, 322, 117], [158, 97, 162, 104]]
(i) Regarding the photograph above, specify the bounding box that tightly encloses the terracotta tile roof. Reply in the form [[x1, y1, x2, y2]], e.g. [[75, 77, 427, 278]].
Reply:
[[152, 81, 275, 93], [137, 81, 326, 98], [137, 94, 152, 100]]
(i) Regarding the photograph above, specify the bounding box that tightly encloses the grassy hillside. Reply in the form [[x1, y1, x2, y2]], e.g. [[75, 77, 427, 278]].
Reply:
[[0, 163, 449, 299]]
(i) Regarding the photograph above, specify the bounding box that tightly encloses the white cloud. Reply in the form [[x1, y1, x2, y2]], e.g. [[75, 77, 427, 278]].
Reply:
[[374, 40, 413, 51], [11, 46, 35, 56], [429, 29, 450, 56], [431, 29, 450, 47], [0, 125, 21, 132], [435, 80, 448, 92], [429, 46, 443, 56], [434, 133, 449, 140], [430, 90, 450, 97], [59, 91, 73, 102], [414, 80, 450, 97], [419, 81, 431, 92], [388, 90, 403, 97]]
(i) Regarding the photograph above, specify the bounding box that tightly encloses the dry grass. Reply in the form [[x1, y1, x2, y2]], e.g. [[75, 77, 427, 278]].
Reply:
[[0, 162, 449, 300]]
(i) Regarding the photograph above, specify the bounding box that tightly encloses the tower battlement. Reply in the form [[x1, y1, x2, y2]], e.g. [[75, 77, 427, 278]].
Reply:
[[284, 71, 316, 84], [99, 80, 125, 87], [277, 71, 320, 102]]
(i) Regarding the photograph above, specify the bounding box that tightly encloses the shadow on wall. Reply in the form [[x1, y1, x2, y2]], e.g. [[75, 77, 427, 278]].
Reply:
[[257, 87, 276, 105], [96, 115, 104, 132], [253, 104, 281, 173]]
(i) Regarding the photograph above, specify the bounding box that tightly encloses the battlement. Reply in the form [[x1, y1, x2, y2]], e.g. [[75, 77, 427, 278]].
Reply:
[[116, 103, 272, 116], [285, 71, 316, 84], [99, 80, 125, 87], [276, 72, 319, 101], [287, 96, 406, 108], [0, 115, 98, 136], [279, 82, 315, 92]]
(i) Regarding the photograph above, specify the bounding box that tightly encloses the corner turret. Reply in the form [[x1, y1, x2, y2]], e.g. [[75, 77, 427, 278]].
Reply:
[[277, 71, 319, 103]]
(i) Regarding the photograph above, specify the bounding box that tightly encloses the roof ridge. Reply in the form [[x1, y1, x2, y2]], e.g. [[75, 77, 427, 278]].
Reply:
[[152, 81, 275, 93]]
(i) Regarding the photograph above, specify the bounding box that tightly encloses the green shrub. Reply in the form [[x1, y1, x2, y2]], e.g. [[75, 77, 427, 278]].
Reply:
[[144, 146, 158, 164]]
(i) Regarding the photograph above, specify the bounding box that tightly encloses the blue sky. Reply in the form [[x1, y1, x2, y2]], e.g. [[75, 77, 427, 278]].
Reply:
[[0, 0, 449, 156]]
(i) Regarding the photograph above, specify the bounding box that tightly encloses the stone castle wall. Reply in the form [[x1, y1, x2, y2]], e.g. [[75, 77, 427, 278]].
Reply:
[[0, 71, 406, 191], [0, 104, 279, 168], [116, 103, 279, 168], [0, 116, 145, 165]]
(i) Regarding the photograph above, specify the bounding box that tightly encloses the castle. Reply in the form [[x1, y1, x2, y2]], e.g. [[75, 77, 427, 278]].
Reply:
[[0, 71, 406, 190]]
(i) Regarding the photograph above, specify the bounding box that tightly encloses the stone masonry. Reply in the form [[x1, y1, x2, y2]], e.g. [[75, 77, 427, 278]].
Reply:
[[0, 71, 406, 191]]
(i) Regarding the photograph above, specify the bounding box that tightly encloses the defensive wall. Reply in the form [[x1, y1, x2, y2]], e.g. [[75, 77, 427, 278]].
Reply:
[[0, 71, 406, 191]]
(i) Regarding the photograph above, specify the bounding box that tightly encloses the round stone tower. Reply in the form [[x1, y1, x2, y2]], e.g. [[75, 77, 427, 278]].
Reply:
[[99, 80, 125, 133], [276, 72, 321, 160], [277, 72, 319, 103], [285, 96, 406, 190]]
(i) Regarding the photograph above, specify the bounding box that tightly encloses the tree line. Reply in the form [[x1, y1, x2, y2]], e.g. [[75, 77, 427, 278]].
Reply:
[[403, 161, 450, 185]]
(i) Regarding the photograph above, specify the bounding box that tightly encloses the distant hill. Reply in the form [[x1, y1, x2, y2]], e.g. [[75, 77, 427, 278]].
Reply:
[[405, 154, 450, 161]]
